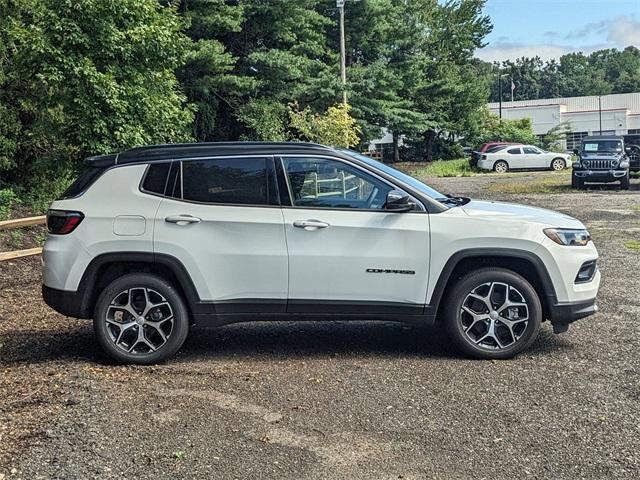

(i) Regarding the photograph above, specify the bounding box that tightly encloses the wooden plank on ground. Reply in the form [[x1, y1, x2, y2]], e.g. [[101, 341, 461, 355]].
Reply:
[[0, 215, 46, 230], [0, 247, 43, 262]]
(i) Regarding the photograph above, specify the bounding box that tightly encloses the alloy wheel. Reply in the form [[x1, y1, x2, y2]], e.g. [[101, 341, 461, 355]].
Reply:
[[459, 282, 530, 350], [105, 288, 174, 354], [495, 162, 508, 173], [552, 158, 565, 170]]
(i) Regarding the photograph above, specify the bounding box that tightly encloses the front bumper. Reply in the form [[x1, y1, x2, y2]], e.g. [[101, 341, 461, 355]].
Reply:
[[547, 298, 598, 333], [573, 169, 627, 183]]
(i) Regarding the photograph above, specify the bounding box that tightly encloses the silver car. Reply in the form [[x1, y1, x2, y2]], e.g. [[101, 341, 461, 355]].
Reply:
[[477, 145, 571, 173]]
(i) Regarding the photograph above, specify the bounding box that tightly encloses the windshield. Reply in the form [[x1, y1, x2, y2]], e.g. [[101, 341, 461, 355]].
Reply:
[[338, 149, 447, 201], [582, 140, 622, 153]]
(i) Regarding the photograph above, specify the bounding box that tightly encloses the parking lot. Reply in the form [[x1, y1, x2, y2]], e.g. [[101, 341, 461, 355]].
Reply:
[[1, 171, 639, 479]]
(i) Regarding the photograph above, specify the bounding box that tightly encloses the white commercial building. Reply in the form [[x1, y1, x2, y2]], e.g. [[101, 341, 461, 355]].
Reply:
[[488, 92, 640, 151]]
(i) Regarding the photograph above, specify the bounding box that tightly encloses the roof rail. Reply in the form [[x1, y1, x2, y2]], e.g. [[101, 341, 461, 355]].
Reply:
[[84, 141, 335, 167]]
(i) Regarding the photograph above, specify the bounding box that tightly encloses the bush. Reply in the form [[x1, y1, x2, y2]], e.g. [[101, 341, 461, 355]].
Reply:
[[0, 188, 18, 220]]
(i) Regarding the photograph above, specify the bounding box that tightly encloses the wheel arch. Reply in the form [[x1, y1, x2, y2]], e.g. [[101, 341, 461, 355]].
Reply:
[[74, 252, 200, 318], [427, 248, 557, 322]]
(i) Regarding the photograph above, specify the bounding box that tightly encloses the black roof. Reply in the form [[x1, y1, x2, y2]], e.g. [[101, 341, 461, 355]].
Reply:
[[85, 142, 337, 167]]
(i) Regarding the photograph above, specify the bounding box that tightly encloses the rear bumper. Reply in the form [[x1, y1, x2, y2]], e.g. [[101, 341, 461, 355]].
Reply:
[[42, 284, 91, 319], [573, 169, 627, 182]]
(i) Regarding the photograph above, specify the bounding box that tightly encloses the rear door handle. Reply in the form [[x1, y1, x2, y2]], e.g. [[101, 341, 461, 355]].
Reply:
[[165, 214, 201, 225], [293, 220, 330, 230]]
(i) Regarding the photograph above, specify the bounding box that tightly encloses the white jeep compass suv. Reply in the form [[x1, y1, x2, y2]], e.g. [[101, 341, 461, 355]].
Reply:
[[42, 142, 600, 364]]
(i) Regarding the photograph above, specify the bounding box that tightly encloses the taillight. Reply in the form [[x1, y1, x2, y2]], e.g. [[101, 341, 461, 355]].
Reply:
[[46, 210, 84, 234]]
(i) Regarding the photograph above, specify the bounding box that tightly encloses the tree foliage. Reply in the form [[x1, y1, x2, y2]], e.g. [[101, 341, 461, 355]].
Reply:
[[288, 103, 361, 148], [0, 0, 193, 196], [483, 47, 640, 102]]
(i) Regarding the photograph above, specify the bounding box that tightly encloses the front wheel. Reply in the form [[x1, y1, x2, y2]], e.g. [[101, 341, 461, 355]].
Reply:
[[571, 175, 584, 189], [93, 273, 190, 364], [493, 160, 509, 173], [551, 158, 566, 171], [620, 174, 630, 190], [443, 268, 542, 359]]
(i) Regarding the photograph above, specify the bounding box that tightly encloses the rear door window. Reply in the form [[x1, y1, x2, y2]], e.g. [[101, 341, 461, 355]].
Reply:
[[176, 157, 279, 206], [507, 148, 522, 155]]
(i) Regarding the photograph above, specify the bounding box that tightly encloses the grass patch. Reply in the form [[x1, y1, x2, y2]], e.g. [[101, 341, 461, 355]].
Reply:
[[624, 240, 640, 251], [488, 176, 572, 194], [407, 158, 477, 178]]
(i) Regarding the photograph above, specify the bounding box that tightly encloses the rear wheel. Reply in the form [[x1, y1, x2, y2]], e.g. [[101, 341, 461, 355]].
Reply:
[[551, 158, 565, 171], [93, 273, 190, 365], [620, 173, 630, 190], [493, 160, 509, 174], [443, 268, 542, 359]]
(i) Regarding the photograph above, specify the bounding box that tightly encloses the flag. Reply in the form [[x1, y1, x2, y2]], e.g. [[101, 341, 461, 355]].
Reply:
[[511, 80, 516, 93]]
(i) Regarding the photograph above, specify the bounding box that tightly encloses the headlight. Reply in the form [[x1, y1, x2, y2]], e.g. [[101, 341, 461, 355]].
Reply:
[[544, 228, 591, 246]]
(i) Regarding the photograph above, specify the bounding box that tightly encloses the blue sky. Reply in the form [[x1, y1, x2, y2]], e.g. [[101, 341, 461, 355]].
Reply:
[[476, 0, 640, 62]]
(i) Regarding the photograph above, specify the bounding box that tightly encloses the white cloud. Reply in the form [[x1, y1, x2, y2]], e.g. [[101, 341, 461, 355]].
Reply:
[[606, 17, 640, 46], [476, 43, 581, 63], [478, 15, 640, 63]]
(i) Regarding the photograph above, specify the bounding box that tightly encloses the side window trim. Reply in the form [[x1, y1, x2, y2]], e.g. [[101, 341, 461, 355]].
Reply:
[[278, 154, 425, 212]]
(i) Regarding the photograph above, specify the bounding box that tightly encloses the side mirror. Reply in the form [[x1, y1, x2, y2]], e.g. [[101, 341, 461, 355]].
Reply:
[[572, 148, 579, 155], [385, 190, 414, 212]]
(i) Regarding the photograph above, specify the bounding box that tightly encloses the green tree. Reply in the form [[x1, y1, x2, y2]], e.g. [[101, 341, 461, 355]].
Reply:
[[179, 0, 339, 142], [473, 109, 537, 145], [288, 102, 361, 147], [0, 0, 193, 199], [410, 0, 492, 160]]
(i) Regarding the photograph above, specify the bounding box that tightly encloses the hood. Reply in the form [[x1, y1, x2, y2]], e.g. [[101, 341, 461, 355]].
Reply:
[[460, 200, 585, 229], [580, 151, 624, 161]]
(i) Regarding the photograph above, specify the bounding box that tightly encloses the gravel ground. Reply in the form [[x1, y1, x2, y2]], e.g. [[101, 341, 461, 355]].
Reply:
[[1, 171, 639, 480]]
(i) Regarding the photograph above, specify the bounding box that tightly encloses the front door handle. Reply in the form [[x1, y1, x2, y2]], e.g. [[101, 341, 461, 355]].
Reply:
[[293, 219, 330, 230], [165, 214, 201, 225]]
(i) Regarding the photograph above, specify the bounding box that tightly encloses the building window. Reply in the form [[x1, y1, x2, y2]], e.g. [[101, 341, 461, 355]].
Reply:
[[566, 132, 588, 151], [627, 129, 640, 135]]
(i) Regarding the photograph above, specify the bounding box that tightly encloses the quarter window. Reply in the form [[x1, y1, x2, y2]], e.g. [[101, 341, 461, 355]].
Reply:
[[175, 157, 278, 205], [282, 157, 392, 210], [142, 162, 171, 195]]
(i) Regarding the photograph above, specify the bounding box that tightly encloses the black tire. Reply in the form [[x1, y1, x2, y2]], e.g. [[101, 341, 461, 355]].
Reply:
[[550, 158, 565, 171], [620, 174, 630, 190], [93, 273, 190, 365], [571, 175, 584, 189], [493, 160, 509, 173], [443, 268, 542, 360]]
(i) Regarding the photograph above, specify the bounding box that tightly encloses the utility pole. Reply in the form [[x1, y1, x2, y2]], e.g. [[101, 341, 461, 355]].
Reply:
[[598, 95, 602, 134], [337, 0, 347, 104], [499, 75, 503, 119]]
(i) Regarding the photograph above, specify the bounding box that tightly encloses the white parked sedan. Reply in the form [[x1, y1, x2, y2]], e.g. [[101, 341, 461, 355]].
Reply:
[[476, 145, 571, 173]]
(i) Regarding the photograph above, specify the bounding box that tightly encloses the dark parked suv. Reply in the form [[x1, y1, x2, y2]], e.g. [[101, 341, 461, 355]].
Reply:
[[572, 135, 631, 189]]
